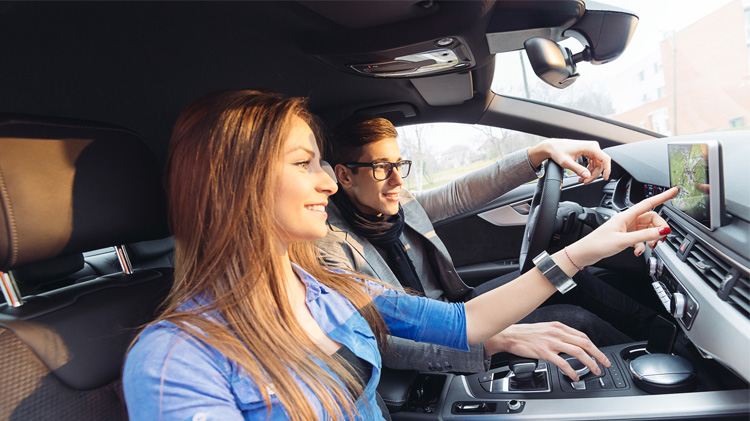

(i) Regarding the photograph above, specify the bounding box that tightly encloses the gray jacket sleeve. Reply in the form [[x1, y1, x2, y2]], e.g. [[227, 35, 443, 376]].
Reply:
[[383, 337, 488, 373], [414, 148, 539, 223]]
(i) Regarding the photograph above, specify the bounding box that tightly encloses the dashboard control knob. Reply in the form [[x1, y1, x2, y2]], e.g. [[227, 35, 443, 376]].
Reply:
[[648, 257, 658, 276], [671, 293, 686, 319], [508, 400, 521, 411]]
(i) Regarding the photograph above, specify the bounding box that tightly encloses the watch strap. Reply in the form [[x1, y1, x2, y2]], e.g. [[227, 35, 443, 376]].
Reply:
[[533, 251, 577, 294]]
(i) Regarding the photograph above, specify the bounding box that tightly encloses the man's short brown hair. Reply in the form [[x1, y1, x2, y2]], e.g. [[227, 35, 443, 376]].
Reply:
[[325, 116, 397, 168]]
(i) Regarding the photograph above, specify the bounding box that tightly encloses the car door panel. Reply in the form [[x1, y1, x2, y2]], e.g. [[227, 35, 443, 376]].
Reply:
[[435, 178, 607, 286]]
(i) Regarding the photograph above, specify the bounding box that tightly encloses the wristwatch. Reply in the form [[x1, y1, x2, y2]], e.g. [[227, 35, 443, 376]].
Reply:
[[533, 251, 577, 294]]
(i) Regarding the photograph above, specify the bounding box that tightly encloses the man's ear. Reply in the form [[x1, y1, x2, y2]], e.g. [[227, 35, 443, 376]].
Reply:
[[334, 164, 354, 188]]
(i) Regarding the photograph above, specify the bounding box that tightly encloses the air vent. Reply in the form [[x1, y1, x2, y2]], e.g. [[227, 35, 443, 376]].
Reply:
[[663, 216, 687, 252], [599, 192, 613, 209], [686, 243, 732, 291], [661, 214, 750, 321], [726, 275, 750, 319]]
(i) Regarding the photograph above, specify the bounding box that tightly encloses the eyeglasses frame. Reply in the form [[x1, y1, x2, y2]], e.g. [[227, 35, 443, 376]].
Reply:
[[343, 160, 412, 181]]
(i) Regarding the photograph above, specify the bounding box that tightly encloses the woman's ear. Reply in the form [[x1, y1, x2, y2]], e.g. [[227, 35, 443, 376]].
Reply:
[[334, 164, 353, 188]]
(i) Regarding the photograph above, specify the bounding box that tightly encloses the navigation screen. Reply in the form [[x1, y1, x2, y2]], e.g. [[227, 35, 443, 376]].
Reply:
[[668, 143, 710, 227]]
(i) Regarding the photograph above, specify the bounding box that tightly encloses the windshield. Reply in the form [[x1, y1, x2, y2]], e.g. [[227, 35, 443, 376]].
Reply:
[[491, 0, 750, 136]]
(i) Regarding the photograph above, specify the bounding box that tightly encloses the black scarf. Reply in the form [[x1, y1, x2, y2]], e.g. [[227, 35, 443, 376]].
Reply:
[[332, 192, 424, 295]]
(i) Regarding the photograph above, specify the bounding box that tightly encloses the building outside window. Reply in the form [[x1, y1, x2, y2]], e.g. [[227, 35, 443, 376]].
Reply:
[[650, 108, 671, 135]]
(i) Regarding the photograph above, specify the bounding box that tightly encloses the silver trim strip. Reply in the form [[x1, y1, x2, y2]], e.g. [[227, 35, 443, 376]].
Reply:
[[0, 270, 23, 307], [459, 375, 476, 398], [115, 245, 133, 275], [449, 390, 749, 420]]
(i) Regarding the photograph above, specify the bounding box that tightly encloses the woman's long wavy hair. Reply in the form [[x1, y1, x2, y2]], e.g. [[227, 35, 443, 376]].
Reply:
[[158, 90, 389, 420]]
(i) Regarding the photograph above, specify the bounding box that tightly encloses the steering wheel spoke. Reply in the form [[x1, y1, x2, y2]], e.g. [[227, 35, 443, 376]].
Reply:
[[519, 161, 564, 273]]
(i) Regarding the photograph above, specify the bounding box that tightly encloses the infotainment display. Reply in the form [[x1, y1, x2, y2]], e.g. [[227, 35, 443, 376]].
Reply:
[[667, 140, 727, 230]]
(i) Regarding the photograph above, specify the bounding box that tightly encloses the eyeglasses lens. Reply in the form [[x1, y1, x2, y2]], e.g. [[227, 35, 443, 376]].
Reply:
[[373, 161, 411, 180]]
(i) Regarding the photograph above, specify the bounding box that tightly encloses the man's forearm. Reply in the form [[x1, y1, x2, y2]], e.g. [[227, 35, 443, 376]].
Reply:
[[383, 335, 488, 373]]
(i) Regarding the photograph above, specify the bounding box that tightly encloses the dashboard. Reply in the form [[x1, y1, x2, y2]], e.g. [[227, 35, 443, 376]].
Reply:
[[610, 178, 668, 210], [605, 131, 750, 383]]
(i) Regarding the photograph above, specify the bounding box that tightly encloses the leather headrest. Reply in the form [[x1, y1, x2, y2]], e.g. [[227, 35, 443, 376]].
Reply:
[[0, 115, 170, 270]]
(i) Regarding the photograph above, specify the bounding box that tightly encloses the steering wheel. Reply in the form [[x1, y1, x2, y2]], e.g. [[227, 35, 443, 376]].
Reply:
[[519, 160, 564, 274]]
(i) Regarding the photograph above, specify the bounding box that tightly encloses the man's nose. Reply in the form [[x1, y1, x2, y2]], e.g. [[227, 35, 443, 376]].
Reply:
[[388, 167, 404, 185]]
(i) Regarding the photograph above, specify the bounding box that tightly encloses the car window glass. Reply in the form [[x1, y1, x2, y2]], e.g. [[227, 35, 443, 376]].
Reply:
[[396, 123, 544, 191], [491, 0, 748, 137]]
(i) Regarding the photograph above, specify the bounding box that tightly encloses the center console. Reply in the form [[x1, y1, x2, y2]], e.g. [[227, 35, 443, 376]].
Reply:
[[389, 340, 749, 420]]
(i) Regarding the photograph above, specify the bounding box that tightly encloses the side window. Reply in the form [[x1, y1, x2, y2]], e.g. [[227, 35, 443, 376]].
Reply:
[[395, 123, 544, 190]]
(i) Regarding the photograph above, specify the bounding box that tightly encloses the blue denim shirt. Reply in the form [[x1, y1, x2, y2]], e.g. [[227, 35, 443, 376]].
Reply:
[[123, 264, 469, 420]]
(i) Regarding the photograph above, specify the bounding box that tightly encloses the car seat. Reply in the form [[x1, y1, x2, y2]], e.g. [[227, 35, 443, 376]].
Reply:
[[0, 114, 172, 420]]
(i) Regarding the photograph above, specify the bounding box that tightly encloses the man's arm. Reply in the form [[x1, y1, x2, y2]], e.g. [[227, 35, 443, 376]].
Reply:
[[414, 140, 612, 224], [413, 149, 536, 223], [383, 337, 487, 372]]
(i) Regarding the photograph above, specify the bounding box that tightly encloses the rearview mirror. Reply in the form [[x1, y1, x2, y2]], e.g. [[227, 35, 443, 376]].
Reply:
[[523, 37, 579, 89]]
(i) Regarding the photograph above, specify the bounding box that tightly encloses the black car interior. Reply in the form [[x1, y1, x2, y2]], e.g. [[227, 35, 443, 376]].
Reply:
[[0, 115, 173, 420], [0, 1, 747, 420]]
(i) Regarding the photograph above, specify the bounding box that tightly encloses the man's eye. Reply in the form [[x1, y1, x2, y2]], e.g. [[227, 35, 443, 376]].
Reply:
[[372, 163, 387, 170]]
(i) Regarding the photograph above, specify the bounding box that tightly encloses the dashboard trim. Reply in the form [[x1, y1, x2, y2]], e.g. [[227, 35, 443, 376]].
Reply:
[[654, 241, 750, 381], [441, 390, 750, 420]]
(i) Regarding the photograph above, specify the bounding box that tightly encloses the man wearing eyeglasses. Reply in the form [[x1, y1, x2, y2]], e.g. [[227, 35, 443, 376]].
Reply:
[[317, 116, 644, 375]]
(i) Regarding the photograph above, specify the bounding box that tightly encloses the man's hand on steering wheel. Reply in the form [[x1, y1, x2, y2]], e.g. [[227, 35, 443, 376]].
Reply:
[[528, 139, 612, 184], [519, 139, 613, 273]]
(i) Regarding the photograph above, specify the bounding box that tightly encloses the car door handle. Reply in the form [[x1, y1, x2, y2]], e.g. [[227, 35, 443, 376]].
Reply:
[[478, 201, 531, 226]]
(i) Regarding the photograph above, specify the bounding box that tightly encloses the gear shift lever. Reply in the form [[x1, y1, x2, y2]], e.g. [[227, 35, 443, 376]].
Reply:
[[509, 358, 538, 381], [509, 357, 549, 391]]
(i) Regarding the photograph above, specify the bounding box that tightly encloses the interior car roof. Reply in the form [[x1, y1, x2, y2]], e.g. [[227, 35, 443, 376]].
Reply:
[[0, 0, 602, 163]]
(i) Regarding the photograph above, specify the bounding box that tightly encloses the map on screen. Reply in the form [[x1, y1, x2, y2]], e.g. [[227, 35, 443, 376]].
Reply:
[[669, 143, 710, 225]]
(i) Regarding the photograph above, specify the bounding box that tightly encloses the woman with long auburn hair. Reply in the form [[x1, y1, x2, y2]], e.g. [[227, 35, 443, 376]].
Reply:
[[123, 89, 677, 420]]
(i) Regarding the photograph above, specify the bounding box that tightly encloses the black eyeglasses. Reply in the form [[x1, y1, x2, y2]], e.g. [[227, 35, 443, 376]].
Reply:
[[344, 160, 412, 180]]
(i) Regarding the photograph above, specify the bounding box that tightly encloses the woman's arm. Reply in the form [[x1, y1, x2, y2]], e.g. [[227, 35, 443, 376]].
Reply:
[[463, 187, 678, 378]]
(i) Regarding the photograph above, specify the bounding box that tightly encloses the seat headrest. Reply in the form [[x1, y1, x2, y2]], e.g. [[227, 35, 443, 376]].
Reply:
[[0, 114, 170, 271]]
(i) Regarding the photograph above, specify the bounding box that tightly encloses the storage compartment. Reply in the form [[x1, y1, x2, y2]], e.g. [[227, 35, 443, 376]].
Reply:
[[402, 374, 448, 414]]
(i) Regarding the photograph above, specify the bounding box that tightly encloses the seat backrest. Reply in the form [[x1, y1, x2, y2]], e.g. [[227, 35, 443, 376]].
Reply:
[[0, 114, 172, 420]]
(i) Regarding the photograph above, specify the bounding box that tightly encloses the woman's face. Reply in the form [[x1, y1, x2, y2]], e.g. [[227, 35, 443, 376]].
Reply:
[[273, 117, 338, 249]]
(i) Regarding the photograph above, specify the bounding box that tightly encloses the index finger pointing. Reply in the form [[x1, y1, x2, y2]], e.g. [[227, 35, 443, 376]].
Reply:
[[623, 187, 679, 217]]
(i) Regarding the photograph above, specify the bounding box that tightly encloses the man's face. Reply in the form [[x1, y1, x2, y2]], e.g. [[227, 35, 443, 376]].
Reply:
[[339, 137, 404, 216]]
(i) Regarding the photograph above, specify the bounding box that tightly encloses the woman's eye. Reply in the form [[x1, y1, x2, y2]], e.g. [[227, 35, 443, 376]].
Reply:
[[295, 160, 311, 170]]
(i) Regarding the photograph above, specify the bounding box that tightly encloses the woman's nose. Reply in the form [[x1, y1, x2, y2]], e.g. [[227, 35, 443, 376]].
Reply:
[[317, 165, 338, 195]]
